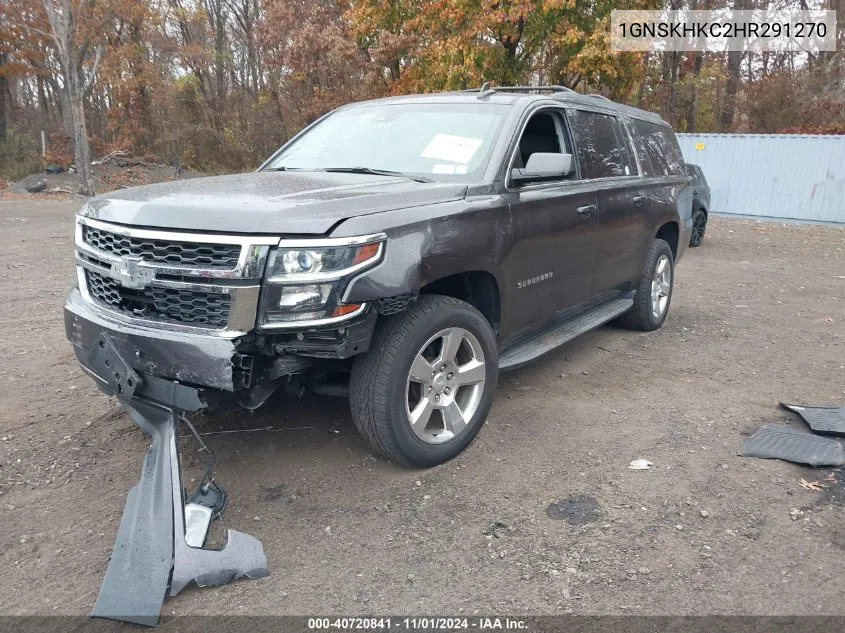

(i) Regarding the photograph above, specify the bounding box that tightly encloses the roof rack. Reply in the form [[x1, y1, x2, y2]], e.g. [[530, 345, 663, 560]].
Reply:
[[587, 93, 611, 101], [465, 84, 576, 99]]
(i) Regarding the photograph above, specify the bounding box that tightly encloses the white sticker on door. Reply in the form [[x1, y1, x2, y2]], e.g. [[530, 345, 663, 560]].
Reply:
[[421, 134, 483, 165]]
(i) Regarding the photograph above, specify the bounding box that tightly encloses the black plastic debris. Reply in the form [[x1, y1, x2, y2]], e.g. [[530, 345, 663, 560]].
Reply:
[[91, 401, 176, 626], [167, 419, 268, 597], [91, 398, 268, 627], [781, 403, 845, 437], [741, 424, 845, 467]]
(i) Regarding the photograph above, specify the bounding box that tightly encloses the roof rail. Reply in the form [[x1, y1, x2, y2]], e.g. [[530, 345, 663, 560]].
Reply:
[[587, 93, 611, 101], [463, 84, 576, 96]]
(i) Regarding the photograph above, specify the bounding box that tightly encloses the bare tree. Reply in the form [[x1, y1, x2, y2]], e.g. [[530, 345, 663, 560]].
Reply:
[[41, 0, 103, 195], [720, 0, 751, 131], [0, 52, 8, 144]]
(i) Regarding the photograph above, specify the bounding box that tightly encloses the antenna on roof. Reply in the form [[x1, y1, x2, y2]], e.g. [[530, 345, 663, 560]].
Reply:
[[476, 81, 497, 99]]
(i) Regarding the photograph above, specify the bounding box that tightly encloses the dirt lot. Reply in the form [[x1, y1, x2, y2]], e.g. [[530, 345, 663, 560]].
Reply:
[[0, 199, 843, 617]]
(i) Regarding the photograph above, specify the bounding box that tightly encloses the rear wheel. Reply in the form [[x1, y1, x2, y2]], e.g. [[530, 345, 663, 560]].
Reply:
[[349, 294, 498, 467], [617, 239, 674, 331], [689, 209, 707, 247]]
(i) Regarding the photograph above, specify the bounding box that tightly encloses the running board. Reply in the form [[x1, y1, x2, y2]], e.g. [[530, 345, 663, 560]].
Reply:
[[498, 294, 634, 371]]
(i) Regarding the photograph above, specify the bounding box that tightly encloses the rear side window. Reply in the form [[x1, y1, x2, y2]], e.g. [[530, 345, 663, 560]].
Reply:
[[567, 110, 636, 179], [632, 120, 686, 176]]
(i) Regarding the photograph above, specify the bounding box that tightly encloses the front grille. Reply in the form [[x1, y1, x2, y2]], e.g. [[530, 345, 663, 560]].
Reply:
[[86, 270, 231, 328], [83, 225, 241, 269]]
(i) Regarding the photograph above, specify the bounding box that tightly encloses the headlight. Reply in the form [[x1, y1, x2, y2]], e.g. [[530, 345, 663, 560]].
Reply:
[[277, 284, 332, 309], [267, 242, 382, 280], [258, 235, 385, 328]]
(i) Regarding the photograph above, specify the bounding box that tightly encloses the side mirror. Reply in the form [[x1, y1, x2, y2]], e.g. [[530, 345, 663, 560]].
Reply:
[[511, 153, 573, 184]]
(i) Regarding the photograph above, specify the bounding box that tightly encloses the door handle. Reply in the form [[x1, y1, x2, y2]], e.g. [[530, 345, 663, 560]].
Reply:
[[633, 196, 646, 207], [576, 205, 596, 217]]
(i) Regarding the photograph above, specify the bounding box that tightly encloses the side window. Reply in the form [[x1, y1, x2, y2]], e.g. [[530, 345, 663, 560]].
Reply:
[[632, 119, 686, 176], [631, 127, 656, 176], [512, 110, 568, 170], [567, 110, 636, 179]]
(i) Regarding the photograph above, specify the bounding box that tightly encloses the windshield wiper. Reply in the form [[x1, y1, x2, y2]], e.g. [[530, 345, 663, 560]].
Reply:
[[264, 166, 311, 172], [323, 167, 433, 183]]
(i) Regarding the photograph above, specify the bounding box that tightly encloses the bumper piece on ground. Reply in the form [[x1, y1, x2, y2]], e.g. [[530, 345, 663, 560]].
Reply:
[[781, 403, 845, 437], [741, 423, 845, 467], [91, 397, 268, 627]]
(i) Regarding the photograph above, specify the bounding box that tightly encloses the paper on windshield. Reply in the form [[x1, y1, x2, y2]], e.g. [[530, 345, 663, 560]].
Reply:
[[421, 134, 483, 165], [431, 163, 470, 175]]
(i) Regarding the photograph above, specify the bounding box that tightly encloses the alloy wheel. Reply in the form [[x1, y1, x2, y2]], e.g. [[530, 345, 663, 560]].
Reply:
[[650, 254, 672, 319], [405, 327, 486, 444], [691, 212, 706, 245]]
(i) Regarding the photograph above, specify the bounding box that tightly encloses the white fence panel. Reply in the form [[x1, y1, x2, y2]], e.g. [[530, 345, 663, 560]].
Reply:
[[677, 133, 845, 223]]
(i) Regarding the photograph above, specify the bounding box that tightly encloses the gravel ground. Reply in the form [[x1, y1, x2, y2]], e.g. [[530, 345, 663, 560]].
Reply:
[[0, 199, 843, 617]]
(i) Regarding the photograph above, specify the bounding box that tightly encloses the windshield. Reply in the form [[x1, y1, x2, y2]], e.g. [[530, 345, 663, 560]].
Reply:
[[264, 102, 511, 182]]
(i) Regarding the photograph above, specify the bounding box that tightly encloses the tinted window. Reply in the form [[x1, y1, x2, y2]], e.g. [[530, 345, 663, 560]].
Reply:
[[632, 120, 686, 176], [631, 131, 655, 175], [567, 110, 636, 179]]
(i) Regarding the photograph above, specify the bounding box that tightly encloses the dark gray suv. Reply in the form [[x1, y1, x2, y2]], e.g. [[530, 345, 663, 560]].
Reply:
[[65, 85, 693, 467]]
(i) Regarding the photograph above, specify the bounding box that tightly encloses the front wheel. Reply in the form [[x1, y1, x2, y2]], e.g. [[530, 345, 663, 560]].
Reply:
[[349, 295, 498, 467], [617, 238, 674, 331]]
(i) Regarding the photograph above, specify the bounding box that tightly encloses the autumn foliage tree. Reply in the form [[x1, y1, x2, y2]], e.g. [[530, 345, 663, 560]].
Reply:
[[347, 0, 655, 95], [1, 0, 843, 190]]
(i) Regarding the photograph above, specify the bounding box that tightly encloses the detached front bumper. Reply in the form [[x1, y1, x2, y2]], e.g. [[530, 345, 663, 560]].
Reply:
[[64, 288, 243, 404]]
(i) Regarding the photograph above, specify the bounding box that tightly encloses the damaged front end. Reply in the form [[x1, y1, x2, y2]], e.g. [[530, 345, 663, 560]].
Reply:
[[64, 215, 387, 624], [66, 318, 271, 626], [66, 215, 385, 405]]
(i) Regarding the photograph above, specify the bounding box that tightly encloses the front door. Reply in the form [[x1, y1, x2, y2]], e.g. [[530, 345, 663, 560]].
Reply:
[[500, 107, 599, 340]]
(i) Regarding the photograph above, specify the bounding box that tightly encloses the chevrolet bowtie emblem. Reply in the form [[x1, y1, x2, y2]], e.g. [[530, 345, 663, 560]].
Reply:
[[110, 255, 155, 289]]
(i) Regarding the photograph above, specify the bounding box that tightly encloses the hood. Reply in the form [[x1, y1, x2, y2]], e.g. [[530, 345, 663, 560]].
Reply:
[[81, 171, 468, 234]]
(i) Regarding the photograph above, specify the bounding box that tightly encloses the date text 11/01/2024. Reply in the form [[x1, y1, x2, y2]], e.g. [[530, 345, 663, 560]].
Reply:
[[307, 617, 528, 630]]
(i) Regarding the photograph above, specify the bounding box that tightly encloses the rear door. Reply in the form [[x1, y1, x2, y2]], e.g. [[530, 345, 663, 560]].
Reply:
[[499, 107, 599, 339], [566, 108, 646, 296], [630, 118, 692, 259]]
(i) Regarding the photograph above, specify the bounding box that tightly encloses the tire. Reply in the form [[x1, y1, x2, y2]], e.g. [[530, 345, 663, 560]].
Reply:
[[689, 209, 707, 247], [349, 294, 498, 467], [617, 239, 674, 331]]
